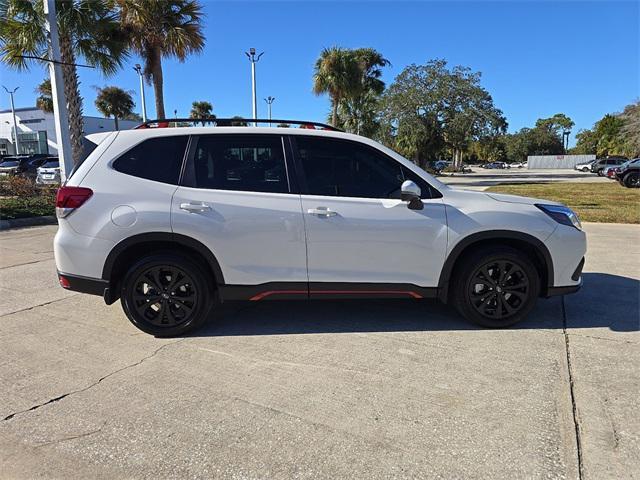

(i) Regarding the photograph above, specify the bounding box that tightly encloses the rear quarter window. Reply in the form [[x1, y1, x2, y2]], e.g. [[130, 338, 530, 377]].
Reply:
[[113, 136, 189, 184]]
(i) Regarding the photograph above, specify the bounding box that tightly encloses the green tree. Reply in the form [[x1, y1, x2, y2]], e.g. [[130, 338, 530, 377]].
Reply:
[[572, 128, 598, 155], [94, 86, 135, 130], [189, 100, 214, 124], [336, 48, 389, 136], [619, 101, 640, 157], [0, 0, 128, 165], [118, 0, 205, 119], [35, 78, 53, 113], [313, 46, 360, 127], [381, 59, 505, 169]]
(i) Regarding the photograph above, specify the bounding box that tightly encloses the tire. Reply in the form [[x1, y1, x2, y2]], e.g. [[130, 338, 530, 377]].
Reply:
[[452, 247, 541, 328], [623, 172, 640, 188], [120, 253, 215, 337], [597, 169, 603, 176], [582, 167, 590, 172]]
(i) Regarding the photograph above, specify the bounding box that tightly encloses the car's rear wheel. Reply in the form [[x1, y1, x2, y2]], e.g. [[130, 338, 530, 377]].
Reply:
[[623, 172, 640, 188], [581, 166, 590, 172], [120, 254, 215, 337], [452, 247, 540, 328]]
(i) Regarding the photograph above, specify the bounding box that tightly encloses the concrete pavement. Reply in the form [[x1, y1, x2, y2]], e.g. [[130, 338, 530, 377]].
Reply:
[[0, 224, 638, 479]]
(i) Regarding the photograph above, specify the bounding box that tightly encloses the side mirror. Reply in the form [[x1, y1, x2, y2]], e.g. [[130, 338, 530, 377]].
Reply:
[[400, 180, 423, 210]]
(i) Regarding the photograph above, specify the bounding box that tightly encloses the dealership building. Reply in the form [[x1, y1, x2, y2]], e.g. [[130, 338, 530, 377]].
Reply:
[[0, 107, 139, 156]]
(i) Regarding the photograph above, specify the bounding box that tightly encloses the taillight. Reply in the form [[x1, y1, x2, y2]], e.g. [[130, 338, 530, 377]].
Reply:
[[56, 186, 93, 218]]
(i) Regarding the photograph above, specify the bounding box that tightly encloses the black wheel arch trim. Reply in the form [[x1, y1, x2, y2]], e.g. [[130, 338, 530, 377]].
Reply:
[[101, 232, 225, 286], [437, 230, 554, 302]]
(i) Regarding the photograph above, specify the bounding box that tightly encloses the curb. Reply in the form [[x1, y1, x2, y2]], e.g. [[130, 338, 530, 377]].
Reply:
[[0, 215, 58, 231]]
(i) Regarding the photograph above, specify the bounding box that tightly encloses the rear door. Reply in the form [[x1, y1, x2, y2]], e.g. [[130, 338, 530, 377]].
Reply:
[[292, 135, 448, 292], [171, 134, 307, 286]]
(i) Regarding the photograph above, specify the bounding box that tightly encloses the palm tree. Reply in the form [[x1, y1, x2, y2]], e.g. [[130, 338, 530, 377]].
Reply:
[[35, 78, 53, 113], [118, 0, 205, 119], [94, 86, 135, 130], [189, 100, 214, 125], [0, 0, 128, 165], [313, 47, 360, 127]]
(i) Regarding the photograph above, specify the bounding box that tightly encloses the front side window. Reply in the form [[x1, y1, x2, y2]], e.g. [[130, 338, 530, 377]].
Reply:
[[113, 136, 188, 184], [296, 136, 405, 199], [192, 135, 288, 193]]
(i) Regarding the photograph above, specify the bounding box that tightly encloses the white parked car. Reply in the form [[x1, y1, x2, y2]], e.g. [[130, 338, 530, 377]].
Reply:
[[574, 160, 595, 172], [54, 120, 586, 336]]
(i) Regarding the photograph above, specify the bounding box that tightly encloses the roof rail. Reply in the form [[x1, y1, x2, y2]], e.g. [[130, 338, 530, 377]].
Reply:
[[134, 118, 343, 132]]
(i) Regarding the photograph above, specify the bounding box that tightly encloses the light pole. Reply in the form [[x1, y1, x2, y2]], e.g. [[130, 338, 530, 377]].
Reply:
[[133, 64, 147, 122], [245, 48, 264, 126], [264, 96, 275, 126], [2, 86, 20, 155], [43, 0, 73, 181]]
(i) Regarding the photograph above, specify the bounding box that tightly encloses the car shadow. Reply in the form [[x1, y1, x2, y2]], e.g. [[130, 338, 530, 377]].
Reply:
[[192, 272, 639, 337]]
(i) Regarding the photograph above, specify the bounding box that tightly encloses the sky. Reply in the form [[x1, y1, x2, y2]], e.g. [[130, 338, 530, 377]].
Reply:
[[0, 0, 638, 145]]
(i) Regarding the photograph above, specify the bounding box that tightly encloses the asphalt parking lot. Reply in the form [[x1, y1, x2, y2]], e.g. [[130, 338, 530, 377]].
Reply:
[[1, 224, 638, 479], [439, 168, 610, 190]]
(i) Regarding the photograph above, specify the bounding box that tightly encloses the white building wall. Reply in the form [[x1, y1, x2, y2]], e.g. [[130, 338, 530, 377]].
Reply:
[[527, 154, 597, 169], [0, 107, 139, 155]]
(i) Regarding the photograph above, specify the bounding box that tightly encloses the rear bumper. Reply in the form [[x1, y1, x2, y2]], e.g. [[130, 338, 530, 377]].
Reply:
[[57, 271, 108, 297]]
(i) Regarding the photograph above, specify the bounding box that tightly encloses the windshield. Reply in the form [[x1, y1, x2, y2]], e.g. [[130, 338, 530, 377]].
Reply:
[[0, 160, 19, 167], [41, 160, 59, 168]]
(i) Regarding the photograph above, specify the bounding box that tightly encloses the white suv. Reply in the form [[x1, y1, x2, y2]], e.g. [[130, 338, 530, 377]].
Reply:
[[54, 121, 586, 336]]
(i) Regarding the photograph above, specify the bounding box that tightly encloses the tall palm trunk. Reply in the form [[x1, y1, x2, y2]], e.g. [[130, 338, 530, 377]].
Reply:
[[150, 47, 165, 119], [331, 96, 339, 127], [114, 116, 119, 131], [59, 33, 85, 166]]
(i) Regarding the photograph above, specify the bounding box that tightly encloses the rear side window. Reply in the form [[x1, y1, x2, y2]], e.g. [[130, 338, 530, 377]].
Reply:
[[113, 136, 188, 184], [191, 134, 289, 193]]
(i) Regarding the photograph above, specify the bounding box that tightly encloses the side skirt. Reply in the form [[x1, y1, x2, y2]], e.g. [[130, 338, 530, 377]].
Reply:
[[219, 282, 438, 302]]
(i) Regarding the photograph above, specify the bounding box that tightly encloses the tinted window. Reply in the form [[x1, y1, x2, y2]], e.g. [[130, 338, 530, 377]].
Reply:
[[113, 136, 188, 184], [0, 160, 19, 167], [192, 135, 288, 193], [296, 137, 405, 199], [42, 160, 59, 168]]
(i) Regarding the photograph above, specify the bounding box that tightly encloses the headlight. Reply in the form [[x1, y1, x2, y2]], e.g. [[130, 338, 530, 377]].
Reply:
[[536, 204, 582, 230]]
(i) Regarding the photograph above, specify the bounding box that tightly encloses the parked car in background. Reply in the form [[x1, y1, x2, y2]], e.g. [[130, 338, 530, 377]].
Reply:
[[36, 158, 61, 185], [602, 165, 620, 179], [433, 160, 451, 173], [616, 159, 640, 188], [591, 157, 627, 176], [483, 161, 508, 169], [511, 161, 526, 168], [0, 155, 49, 180], [574, 160, 595, 172]]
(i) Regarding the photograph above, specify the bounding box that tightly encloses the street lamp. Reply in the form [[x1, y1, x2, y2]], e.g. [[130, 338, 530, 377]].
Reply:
[[133, 64, 147, 122], [562, 130, 571, 152], [245, 48, 264, 126], [2, 86, 20, 154], [264, 96, 275, 126]]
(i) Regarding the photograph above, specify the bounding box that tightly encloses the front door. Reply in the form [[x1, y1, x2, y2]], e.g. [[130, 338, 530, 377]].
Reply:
[[293, 135, 448, 294], [172, 134, 307, 287]]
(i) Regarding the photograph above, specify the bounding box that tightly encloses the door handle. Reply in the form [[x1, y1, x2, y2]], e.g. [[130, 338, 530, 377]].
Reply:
[[307, 207, 337, 217], [180, 202, 211, 213]]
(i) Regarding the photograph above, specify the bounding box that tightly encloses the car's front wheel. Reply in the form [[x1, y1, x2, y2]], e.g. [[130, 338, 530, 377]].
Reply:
[[452, 247, 540, 328], [623, 172, 640, 188], [120, 253, 215, 337], [582, 166, 590, 172]]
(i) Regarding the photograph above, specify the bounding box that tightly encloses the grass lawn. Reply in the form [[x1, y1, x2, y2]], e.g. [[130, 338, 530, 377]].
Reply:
[[487, 182, 640, 224], [0, 196, 55, 220]]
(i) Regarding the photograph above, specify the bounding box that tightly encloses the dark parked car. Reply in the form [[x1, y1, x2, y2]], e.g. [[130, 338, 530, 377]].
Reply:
[[0, 155, 49, 180], [483, 161, 508, 169], [591, 157, 627, 176], [616, 159, 640, 188]]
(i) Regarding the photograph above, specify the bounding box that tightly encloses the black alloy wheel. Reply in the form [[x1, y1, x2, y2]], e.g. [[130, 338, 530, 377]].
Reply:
[[624, 172, 640, 188], [468, 260, 529, 320], [121, 254, 214, 336], [453, 247, 540, 328]]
